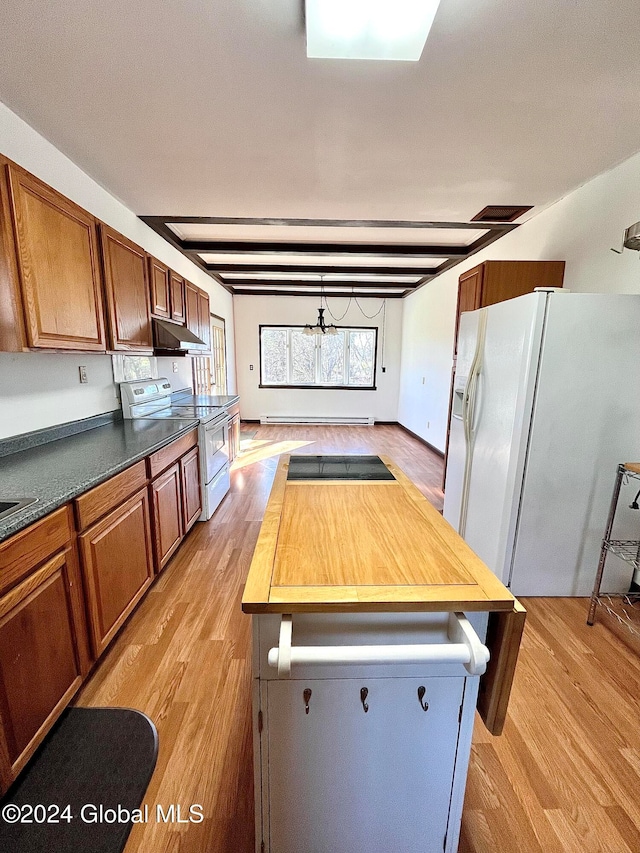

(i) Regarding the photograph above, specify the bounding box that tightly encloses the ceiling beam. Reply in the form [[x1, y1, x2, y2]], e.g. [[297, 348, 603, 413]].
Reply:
[[231, 288, 407, 298], [221, 278, 414, 289], [212, 263, 430, 277], [142, 215, 515, 231], [184, 241, 469, 257]]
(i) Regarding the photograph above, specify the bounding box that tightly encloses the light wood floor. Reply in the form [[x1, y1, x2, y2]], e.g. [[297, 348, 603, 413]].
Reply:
[[75, 424, 640, 853]]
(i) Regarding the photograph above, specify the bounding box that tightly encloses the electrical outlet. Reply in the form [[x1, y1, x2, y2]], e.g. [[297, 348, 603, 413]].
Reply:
[[427, 421, 430, 429], [249, 364, 254, 371], [79, 365, 88, 384], [422, 377, 425, 385], [172, 361, 179, 373], [381, 366, 386, 373]]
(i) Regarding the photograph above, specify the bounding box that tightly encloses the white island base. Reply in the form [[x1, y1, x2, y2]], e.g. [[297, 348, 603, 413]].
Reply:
[[250, 610, 489, 853]]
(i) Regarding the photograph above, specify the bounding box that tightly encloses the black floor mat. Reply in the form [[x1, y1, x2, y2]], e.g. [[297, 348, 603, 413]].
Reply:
[[0, 707, 158, 853]]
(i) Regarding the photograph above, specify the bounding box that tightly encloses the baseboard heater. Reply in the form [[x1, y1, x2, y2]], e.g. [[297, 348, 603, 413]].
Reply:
[[260, 415, 374, 426]]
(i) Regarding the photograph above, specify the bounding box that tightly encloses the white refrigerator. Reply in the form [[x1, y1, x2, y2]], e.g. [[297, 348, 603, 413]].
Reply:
[[443, 290, 640, 596]]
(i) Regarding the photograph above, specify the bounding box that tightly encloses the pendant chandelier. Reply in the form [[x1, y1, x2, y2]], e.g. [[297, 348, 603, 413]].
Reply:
[[303, 282, 338, 335], [303, 306, 338, 336]]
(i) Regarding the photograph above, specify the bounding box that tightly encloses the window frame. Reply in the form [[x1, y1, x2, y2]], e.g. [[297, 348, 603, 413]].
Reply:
[[259, 324, 378, 390]]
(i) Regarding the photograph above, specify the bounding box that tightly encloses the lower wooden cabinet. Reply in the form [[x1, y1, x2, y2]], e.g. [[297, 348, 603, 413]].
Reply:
[[150, 462, 183, 571], [0, 509, 89, 793], [79, 488, 154, 657], [180, 446, 202, 531]]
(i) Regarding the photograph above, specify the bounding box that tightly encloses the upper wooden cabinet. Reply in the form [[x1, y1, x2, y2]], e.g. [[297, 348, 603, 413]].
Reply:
[[454, 261, 565, 355], [149, 256, 170, 319], [197, 289, 211, 351], [5, 163, 106, 351], [99, 225, 153, 351], [169, 271, 186, 324], [185, 280, 200, 340]]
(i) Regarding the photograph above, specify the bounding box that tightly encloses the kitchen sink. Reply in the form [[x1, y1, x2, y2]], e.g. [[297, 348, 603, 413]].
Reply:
[[0, 498, 38, 521]]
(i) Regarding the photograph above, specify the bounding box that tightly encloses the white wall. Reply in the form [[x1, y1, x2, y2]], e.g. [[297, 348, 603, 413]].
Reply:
[[0, 101, 236, 437], [0, 353, 117, 437], [398, 148, 640, 451], [234, 295, 403, 421]]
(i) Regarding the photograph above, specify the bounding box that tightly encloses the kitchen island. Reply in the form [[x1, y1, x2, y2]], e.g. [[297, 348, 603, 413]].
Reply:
[[242, 454, 525, 853]]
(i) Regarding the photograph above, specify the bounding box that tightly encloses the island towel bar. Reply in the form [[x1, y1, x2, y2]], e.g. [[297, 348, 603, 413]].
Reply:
[[268, 613, 490, 678]]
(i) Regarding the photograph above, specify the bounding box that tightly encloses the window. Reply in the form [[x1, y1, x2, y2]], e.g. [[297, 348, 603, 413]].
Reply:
[[260, 326, 377, 389]]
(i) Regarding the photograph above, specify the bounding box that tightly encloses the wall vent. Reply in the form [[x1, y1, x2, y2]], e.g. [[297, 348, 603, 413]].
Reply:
[[260, 415, 374, 426], [471, 205, 533, 223]]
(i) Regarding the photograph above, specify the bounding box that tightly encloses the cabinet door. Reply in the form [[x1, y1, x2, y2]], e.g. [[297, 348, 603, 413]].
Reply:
[[149, 256, 170, 319], [79, 488, 154, 656], [185, 281, 200, 340], [150, 463, 183, 572], [0, 158, 28, 352], [0, 548, 86, 789], [266, 677, 464, 853], [197, 290, 211, 351], [7, 165, 106, 351], [169, 271, 185, 323], [455, 266, 483, 354], [180, 446, 202, 531], [99, 225, 153, 351]]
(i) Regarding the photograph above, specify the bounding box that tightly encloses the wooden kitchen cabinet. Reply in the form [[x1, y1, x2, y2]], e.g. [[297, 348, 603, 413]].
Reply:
[[99, 224, 153, 351], [150, 462, 183, 571], [149, 255, 170, 319], [443, 260, 565, 486], [5, 162, 106, 351], [197, 289, 212, 352], [169, 270, 186, 323], [79, 488, 154, 656], [0, 506, 90, 792], [453, 260, 565, 357], [185, 280, 200, 340], [180, 445, 202, 531], [148, 432, 200, 569]]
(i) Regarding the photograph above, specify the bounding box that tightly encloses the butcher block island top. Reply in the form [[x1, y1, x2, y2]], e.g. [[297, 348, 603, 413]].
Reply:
[[242, 454, 517, 615]]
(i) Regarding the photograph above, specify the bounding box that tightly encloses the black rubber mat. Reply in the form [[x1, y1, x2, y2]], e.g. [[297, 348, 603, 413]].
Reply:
[[287, 454, 395, 481], [0, 707, 158, 853]]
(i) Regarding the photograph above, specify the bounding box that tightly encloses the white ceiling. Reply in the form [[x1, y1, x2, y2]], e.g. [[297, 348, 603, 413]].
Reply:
[[1, 0, 640, 221]]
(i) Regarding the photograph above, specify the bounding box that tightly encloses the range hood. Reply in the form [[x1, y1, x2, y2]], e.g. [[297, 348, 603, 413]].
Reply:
[[153, 318, 206, 353]]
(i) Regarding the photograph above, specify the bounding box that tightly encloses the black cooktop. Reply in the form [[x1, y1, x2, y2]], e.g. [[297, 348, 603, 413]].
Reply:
[[287, 455, 395, 481]]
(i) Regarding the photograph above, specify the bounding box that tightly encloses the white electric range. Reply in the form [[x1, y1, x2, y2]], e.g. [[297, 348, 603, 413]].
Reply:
[[120, 379, 230, 520]]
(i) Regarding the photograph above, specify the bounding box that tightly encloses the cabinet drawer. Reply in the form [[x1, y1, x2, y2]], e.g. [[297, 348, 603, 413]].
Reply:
[[147, 429, 198, 479], [75, 460, 147, 531], [0, 506, 72, 595]]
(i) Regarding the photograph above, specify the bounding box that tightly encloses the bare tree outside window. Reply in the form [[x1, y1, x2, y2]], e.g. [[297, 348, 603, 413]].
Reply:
[[290, 330, 315, 383], [348, 330, 375, 386], [262, 328, 287, 384], [321, 331, 346, 383]]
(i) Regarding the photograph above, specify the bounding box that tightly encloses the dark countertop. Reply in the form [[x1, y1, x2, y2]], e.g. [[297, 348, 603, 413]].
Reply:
[[0, 418, 199, 543], [172, 392, 240, 408]]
